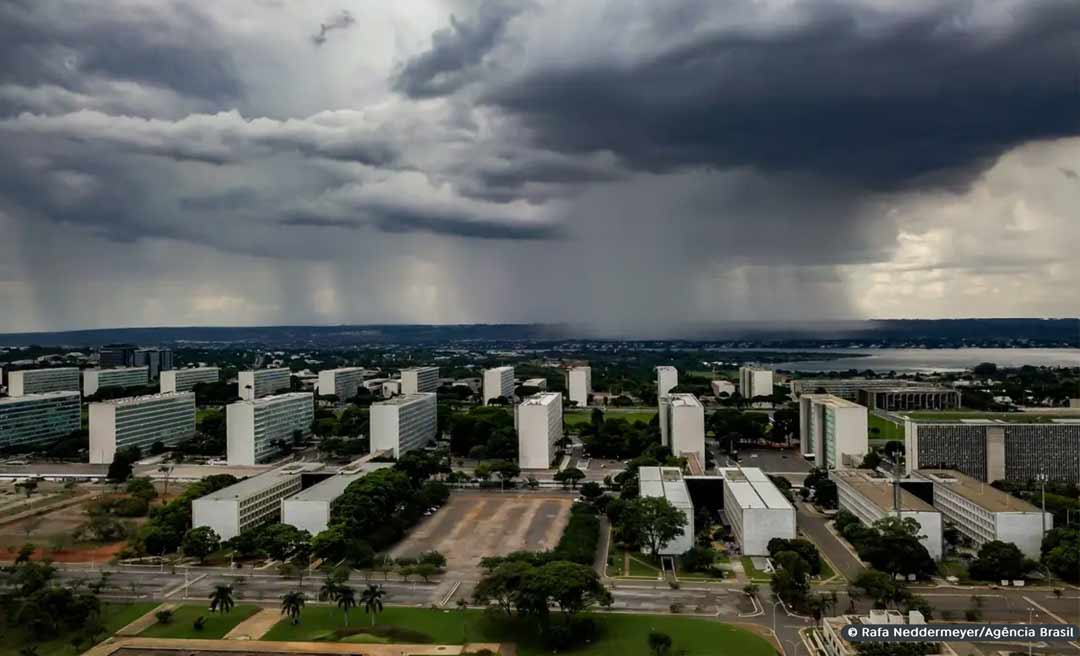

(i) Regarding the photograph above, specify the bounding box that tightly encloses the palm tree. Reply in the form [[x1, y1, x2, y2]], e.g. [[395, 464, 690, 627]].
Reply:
[[360, 584, 386, 627], [336, 585, 357, 626], [158, 465, 173, 498], [281, 591, 305, 624], [209, 584, 235, 614], [319, 575, 340, 602]]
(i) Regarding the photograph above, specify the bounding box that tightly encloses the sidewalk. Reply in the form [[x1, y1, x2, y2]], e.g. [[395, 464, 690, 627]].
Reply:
[[222, 608, 281, 640]]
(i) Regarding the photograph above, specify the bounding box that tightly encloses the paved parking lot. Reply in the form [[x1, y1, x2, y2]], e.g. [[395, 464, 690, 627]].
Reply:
[[390, 490, 573, 580]]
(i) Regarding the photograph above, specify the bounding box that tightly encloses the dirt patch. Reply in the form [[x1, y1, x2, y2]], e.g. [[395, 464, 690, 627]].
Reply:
[[389, 490, 573, 579]]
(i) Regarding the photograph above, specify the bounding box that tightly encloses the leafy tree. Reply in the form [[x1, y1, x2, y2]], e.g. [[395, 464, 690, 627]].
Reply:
[[767, 538, 823, 576], [648, 631, 673, 656], [860, 450, 882, 470], [125, 477, 157, 501], [622, 496, 687, 556], [579, 481, 604, 502], [969, 540, 1027, 581], [360, 584, 386, 626], [182, 526, 220, 563], [336, 585, 357, 626], [523, 560, 612, 619], [554, 467, 586, 489], [473, 560, 534, 617], [209, 584, 234, 614], [853, 570, 909, 608], [679, 546, 718, 573], [280, 591, 306, 624], [1042, 528, 1080, 583]]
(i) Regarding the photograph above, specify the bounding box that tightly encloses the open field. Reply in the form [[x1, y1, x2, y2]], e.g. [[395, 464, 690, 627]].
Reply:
[[389, 490, 573, 579], [139, 604, 261, 639], [565, 409, 657, 426], [262, 606, 775, 656], [868, 413, 904, 441], [0, 602, 157, 656]]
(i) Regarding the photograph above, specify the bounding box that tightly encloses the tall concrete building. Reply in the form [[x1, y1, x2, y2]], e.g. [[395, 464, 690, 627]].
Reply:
[[516, 392, 563, 469], [711, 380, 735, 397], [638, 466, 694, 554], [89, 392, 196, 463], [317, 367, 367, 400], [568, 366, 591, 408], [160, 367, 219, 393], [370, 393, 438, 458], [857, 387, 961, 412], [238, 368, 291, 401], [192, 470, 302, 540], [720, 467, 796, 556], [659, 393, 706, 469], [0, 392, 81, 450], [483, 366, 515, 404], [832, 469, 943, 560], [226, 392, 314, 466], [8, 368, 80, 396], [82, 367, 150, 397], [132, 348, 173, 379], [738, 366, 774, 401], [400, 367, 440, 395], [98, 344, 138, 368], [910, 469, 1052, 558], [656, 366, 678, 397], [800, 394, 869, 469], [904, 419, 1080, 483], [280, 473, 364, 535]]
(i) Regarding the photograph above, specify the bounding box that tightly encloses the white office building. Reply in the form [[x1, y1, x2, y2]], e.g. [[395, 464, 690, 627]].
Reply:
[[516, 392, 563, 469], [132, 348, 173, 379], [82, 367, 149, 397], [659, 393, 706, 468], [382, 380, 401, 397], [711, 380, 735, 397], [656, 366, 678, 397], [800, 394, 868, 469], [912, 469, 1052, 558], [638, 466, 694, 555], [8, 368, 81, 397], [833, 469, 943, 560], [738, 366, 774, 401], [88, 392, 196, 463], [238, 368, 291, 401], [819, 610, 954, 656], [0, 392, 81, 450], [483, 366, 515, 404], [400, 367, 439, 395], [370, 393, 438, 458], [721, 467, 796, 555], [317, 367, 367, 400], [568, 366, 592, 407], [192, 470, 302, 540], [522, 377, 548, 390], [160, 367, 219, 393], [226, 392, 314, 466], [281, 473, 363, 535]]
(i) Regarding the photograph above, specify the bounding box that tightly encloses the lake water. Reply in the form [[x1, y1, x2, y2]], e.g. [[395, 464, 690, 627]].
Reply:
[[765, 348, 1080, 373]]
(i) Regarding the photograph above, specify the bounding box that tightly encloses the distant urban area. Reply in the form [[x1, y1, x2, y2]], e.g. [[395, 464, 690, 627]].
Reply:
[[0, 334, 1077, 656]]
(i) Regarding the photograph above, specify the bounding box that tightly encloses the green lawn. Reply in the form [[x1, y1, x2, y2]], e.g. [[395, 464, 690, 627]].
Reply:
[[139, 604, 260, 639], [262, 606, 774, 656], [1, 602, 158, 656], [868, 414, 904, 441], [816, 557, 837, 582], [565, 410, 657, 426], [740, 556, 773, 582]]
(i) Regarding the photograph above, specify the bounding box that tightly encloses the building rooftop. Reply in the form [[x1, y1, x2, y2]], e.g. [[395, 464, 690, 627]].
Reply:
[[401, 366, 438, 373], [487, 365, 513, 373], [904, 412, 1070, 424], [374, 392, 436, 407], [814, 395, 864, 409], [656, 366, 677, 372], [720, 467, 794, 510], [322, 367, 366, 374], [286, 473, 364, 502], [94, 392, 193, 406], [238, 392, 313, 407], [833, 469, 935, 512], [10, 367, 79, 375], [87, 366, 149, 374], [639, 466, 692, 509], [668, 393, 702, 408], [916, 469, 1041, 513], [862, 386, 957, 394], [520, 392, 561, 406], [197, 469, 300, 501], [0, 390, 80, 405]]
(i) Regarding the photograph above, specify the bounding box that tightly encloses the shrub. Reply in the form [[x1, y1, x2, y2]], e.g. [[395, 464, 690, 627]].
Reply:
[[155, 609, 174, 625], [550, 503, 600, 565], [193, 616, 206, 631], [113, 496, 150, 517]]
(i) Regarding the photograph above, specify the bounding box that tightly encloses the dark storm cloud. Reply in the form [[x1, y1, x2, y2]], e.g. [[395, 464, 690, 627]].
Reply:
[[281, 205, 564, 241], [391, 0, 526, 98], [398, 0, 1080, 190], [311, 10, 355, 46]]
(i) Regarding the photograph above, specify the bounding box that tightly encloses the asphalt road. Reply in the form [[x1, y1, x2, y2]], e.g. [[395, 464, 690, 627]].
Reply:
[[794, 501, 867, 582]]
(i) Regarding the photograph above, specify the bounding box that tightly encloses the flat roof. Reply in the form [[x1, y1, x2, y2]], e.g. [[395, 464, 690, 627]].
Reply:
[[0, 390, 80, 405], [720, 466, 794, 510], [285, 473, 364, 502], [401, 366, 438, 373], [238, 392, 313, 407], [323, 367, 366, 374], [94, 392, 193, 406], [863, 386, 957, 394], [656, 366, 677, 372], [813, 396, 864, 409], [916, 469, 1041, 513], [374, 392, 435, 407], [486, 365, 513, 372], [9, 367, 79, 375], [197, 469, 299, 501], [520, 392, 560, 406], [639, 466, 692, 508], [87, 366, 148, 374], [668, 393, 702, 408], [832, 470, 936, 512], [905, 412, 1071, 424]]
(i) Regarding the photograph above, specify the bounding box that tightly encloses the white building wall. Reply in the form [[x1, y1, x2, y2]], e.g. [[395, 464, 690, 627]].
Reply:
[[88, 393, 196, 463], [711, 380, 735, 397], [160, 367, 219, 393], [370, 393, 438, 458], [238, 369, 291, 401], [226, 393, 314, 466], [400, 367, 439, 395], [8, 368, 81, 397], [669, 396, 706, 466], [568, 366, 591, 407], [742, 507, 796, 556], [517, 393, 563, 469], [281, 498, 331, 535], [83, 367, 149, 396], [995, 512, 1052, 559], [828, 404, 869, 469], [483, 366, 515, 404], [656, 366, 678, 397], [226, 403, 257, 466], [317, 368, 366, 400], [191, 499, 240, 541]]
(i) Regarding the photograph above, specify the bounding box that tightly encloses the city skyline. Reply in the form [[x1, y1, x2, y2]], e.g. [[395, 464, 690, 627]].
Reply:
[[3, 1, 1080, 335]]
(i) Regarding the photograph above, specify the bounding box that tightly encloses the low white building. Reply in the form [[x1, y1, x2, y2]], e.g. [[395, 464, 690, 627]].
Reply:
[[192, 469, 302, 540], [160, 367, 219, 393], [721, 467, 796, 555], [522, 377, 548, 390], [800, 394, 868, 469], [656, 366, 678, 397], [370, 393, 438, 458], [833, 469, 943, 560], [912, 469, 1052, 558], [638, 466, 694, 555], [400, 367, 440, 395], [281, 473, 363, 535], [0, 392, 81, 450], [818, 610, 955, 656], [710, 380, 735, 398], [483, 366, 514, 404], [8, 368, 81, 397], [516, 392, 563, 469], [659, 393, 706, 468], [238, 368, 291, 401], [317, 367, 367, 400], [738, 366, 774, 401], [89, 392, 196, 463], [568, 366, 591, 407], [82, 367, 149, 396], [226, 392, 314, 466]]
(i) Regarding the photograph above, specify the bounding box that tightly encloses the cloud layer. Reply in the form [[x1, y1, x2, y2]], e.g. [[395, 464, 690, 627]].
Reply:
[[1, 0, 1079, 334]]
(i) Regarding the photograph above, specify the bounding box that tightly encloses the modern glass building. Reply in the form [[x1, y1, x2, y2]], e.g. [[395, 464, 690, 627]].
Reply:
[[88, 392, 196, 463], [226, 392, 314, 465], [0, 392, 81, 450]]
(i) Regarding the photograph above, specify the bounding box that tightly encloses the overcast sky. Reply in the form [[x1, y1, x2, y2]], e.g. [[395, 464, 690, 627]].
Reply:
[[2, 0, 1080, 335]]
